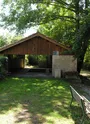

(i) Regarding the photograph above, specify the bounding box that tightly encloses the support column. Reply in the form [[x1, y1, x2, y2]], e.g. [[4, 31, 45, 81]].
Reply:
[[52, 51, 61, 78], [8, 55, 13, 72]]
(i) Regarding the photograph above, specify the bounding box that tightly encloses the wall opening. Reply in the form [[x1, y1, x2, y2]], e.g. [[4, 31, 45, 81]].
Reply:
[[25, 55, 52, 73], [8, 54, 52, 75]]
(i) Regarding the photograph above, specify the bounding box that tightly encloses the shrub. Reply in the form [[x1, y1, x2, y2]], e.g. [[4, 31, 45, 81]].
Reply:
[[83, 63, 90, 70], [38, 60, 47, 68], [83, 45, 90, 70], [27, 55, 48, 68], [28, 55, 38, 65]]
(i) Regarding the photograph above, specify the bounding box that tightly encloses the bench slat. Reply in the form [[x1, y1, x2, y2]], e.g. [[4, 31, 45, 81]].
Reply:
[[82, 96, 90, 114], [70, 85, 90, 122], [70, 86, 84, 108]]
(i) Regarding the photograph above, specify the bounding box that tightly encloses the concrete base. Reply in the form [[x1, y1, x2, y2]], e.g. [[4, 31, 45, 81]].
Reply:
[[52, 69, 61, 78]]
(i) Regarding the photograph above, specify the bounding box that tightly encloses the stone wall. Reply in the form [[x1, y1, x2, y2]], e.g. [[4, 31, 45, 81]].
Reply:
[[52, 55, 77, 78]]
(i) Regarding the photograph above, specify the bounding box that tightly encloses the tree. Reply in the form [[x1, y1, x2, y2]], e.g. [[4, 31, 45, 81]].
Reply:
[[38, 19, 75, 46], [0, 36, 7, 47], [0, 0, 77, 33], [0, 34, 23, 47], [0, 0, 90, 72], [5, 34, 23, 44], [73, 0, 90, 72]]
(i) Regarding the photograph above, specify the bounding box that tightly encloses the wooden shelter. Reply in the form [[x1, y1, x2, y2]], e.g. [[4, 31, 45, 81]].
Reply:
[[0, 32, 70, 72], [0, 32, 69, 55]]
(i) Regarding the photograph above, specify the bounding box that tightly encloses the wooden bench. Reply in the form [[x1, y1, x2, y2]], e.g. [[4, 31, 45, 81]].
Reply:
[[70, 85, 90, 123]]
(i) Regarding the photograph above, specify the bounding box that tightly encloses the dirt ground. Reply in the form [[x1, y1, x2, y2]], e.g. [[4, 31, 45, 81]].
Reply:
[[71, 70, 90, 100], [80, 70, 90, 78]]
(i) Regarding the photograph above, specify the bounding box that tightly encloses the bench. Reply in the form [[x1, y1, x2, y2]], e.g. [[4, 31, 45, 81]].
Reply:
[[70, 85, 90, 123]]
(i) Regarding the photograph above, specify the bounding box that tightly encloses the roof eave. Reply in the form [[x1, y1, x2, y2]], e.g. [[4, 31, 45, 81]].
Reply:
[[0, 32, 70, 52]]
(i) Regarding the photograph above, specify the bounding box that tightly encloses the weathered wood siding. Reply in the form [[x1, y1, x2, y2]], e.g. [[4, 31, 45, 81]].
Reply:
[[8, 55, 25, 71], [0, 36, 65, 55]]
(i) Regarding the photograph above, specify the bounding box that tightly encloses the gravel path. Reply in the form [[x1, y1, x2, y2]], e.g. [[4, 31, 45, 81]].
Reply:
[[72, 70, 90, 100]]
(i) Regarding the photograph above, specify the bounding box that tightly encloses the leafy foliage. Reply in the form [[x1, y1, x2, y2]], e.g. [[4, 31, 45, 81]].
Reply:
[[83, 45, 90, 70], [0, 36, 7, 47], [0, 34, 23, 47], [27, 55, 38, 65], [27, 55, 47, 68], [0, 0, 76, 32], [38, 19, 75, 46]]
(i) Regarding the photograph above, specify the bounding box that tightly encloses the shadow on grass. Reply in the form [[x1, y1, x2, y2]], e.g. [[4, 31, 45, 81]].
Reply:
[[0, 77, 89, 123], [70, 102, 90, 124]]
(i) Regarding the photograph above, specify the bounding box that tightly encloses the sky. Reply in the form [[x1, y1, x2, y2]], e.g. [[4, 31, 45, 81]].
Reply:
[[0, 0, 37, 37]]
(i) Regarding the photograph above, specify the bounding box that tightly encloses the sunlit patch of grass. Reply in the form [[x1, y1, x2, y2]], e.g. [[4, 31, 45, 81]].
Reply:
[[0, 77, 90, 124], [0, 103, 25, 124], [44, 116, 74, 124]]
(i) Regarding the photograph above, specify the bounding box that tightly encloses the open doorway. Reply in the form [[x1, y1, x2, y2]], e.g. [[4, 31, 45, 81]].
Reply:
[[7, 54, 52, 76], [25, 55, 52, 73]]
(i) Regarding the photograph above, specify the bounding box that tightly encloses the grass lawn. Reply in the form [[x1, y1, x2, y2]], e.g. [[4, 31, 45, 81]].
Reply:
[[0, 77, 89, 124]]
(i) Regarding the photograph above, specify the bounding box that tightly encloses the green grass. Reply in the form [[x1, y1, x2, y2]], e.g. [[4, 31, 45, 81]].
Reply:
[[0, 77, 89, 124]]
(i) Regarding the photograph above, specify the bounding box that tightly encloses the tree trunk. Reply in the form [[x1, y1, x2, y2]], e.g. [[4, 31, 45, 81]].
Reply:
[[77, 48, 87, 73], [77, 26, 90, 73], [74, 0, 80, 31], [76, 0, 89, 73]]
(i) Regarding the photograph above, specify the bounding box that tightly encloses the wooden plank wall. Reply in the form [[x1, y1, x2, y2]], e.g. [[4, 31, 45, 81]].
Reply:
[[1, 36, 65, 55], [8, 55, 25, 71]]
